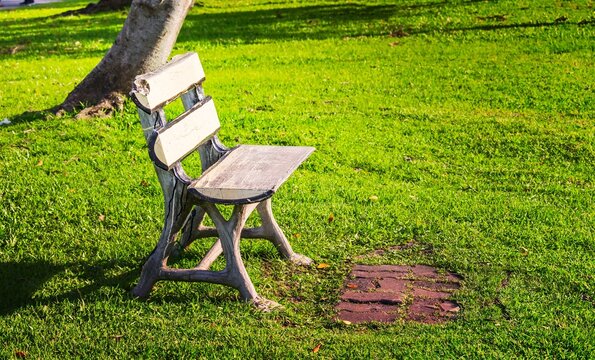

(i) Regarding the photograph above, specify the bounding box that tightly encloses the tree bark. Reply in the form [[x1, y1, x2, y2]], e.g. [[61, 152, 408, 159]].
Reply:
[[57, 0, 193, 118]]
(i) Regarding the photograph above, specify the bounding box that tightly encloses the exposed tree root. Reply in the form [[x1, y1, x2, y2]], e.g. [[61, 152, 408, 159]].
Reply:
[[54, 92, 126, 119], [58, 0, 201, 16], [59, 0, 131, 16]]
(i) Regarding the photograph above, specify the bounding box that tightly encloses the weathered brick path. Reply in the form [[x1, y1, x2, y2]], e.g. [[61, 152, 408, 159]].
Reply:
[[337, 264, 462, 324]]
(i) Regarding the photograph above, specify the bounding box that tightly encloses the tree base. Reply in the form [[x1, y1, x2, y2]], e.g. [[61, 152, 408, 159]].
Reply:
[[60, 0, 131, 16], [54, 91, 125, 119], [55, 0, 194, 118]]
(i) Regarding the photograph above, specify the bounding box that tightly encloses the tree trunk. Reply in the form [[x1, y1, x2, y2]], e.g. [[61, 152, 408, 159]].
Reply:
[[57, 0, 193, 118]]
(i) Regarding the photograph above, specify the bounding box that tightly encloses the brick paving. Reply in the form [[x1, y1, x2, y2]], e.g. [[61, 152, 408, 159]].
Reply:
[[336, 264, 462, 324]]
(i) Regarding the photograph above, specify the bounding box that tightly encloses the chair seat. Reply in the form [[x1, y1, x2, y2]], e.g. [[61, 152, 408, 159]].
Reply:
[[188, 145, 314, 204]]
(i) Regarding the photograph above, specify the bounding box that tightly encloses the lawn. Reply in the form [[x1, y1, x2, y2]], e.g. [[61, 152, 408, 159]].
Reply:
[[0, 0, 594, 357]]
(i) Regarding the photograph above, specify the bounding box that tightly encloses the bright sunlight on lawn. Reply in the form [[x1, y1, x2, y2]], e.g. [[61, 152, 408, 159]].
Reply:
[[0, 0, 593, 357]]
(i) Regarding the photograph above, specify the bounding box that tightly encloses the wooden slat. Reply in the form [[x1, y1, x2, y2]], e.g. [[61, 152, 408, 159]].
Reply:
[[151, 98, 220, 169], [132, 52, 205, 112], [190, 145, 314, 203]]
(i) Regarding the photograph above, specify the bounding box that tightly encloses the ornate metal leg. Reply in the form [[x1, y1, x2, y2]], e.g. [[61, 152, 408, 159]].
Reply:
[[131, 174, 193, 298], [178, 206, 207, 251], [201, 203, 258, 298], [182, 199, 312, 270], [257, 198, 313, 266], [200, 203, 280, 310], [195, 239, 222, 270]]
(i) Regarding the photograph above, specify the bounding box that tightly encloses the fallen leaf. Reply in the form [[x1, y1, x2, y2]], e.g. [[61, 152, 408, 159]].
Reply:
[[346, 283, 358, 289], [15, 351, 27, 359], [369, 195, 379, 202], [341, 320, 352, 325], [293, 233, 301, 238], [140, 180, 149, 187], [112, 335, 124, 342], [317, 263, 330, 269], [36, 160, 43, 166], [98, 214, 106, 222], [312, 343, 322, 353], [520, 247, 529, 256], [389, 41, 400, 47], [328, 213, 335, 223]]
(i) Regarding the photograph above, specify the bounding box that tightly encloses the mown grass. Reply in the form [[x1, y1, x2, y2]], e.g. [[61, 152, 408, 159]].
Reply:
[[1, 0, 594, 358]]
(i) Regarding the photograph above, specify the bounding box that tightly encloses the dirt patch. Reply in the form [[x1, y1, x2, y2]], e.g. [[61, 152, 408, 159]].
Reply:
[[336, 264, 462, 324]]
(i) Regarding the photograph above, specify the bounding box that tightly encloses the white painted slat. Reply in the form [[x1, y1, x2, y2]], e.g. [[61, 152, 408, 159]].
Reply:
[[190, 145, 314, 202], [132, 52, 205, 112], [153, 99, 220, 168]]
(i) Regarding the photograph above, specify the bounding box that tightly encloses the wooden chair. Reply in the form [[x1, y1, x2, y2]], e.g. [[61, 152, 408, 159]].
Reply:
[[129, 52, 314, 309]]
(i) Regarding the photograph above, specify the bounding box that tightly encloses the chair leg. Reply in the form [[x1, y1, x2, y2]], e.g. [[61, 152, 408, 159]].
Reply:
[[257, 198, 313, 266], [178, 206, 207, 251], [201, 202, 281, 310], [175, 205, 224, 269], [131, 178, 193, 298], [195, 239, 222, 270]]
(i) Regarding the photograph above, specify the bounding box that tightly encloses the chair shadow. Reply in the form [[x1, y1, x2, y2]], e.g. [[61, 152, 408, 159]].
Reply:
[[0, 260, 64, 315], [0, 259, 140, 315]]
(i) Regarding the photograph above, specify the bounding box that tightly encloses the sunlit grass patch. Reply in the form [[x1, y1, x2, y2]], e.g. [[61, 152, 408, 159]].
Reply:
[[0, 0, 594, 357]]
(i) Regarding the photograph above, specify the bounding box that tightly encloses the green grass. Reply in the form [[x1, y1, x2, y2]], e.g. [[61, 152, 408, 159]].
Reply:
[[1, 0, 594, 357]]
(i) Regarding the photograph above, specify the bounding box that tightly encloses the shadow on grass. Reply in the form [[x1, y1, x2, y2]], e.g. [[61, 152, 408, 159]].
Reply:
[[0, 260, 64, 315], [6, 109, 55, 125], [0, 259, 139, 315], [2, 0, 588, 60], [412, 19, 593, 35], [178, 1, 490, 44], [1, 1, 470, 59], [4, 0, 588, 121], [179, 3, 400, 44]]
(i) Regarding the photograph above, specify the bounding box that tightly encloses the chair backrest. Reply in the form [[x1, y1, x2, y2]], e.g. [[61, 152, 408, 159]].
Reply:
[[131, 52, 220, 170], [131, 52, 205, 113]]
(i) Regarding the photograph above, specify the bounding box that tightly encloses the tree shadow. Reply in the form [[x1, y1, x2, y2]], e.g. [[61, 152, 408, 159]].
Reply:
[[0, 11, 125, 60], [412, 19, 592, 35], [179, 3, 400, 44], [0, 1, 462, 59], [5, 109, 55, 125], [3, 0, 589, 122], [2, 0, 587, 61], [0, 258, 140, 315]]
